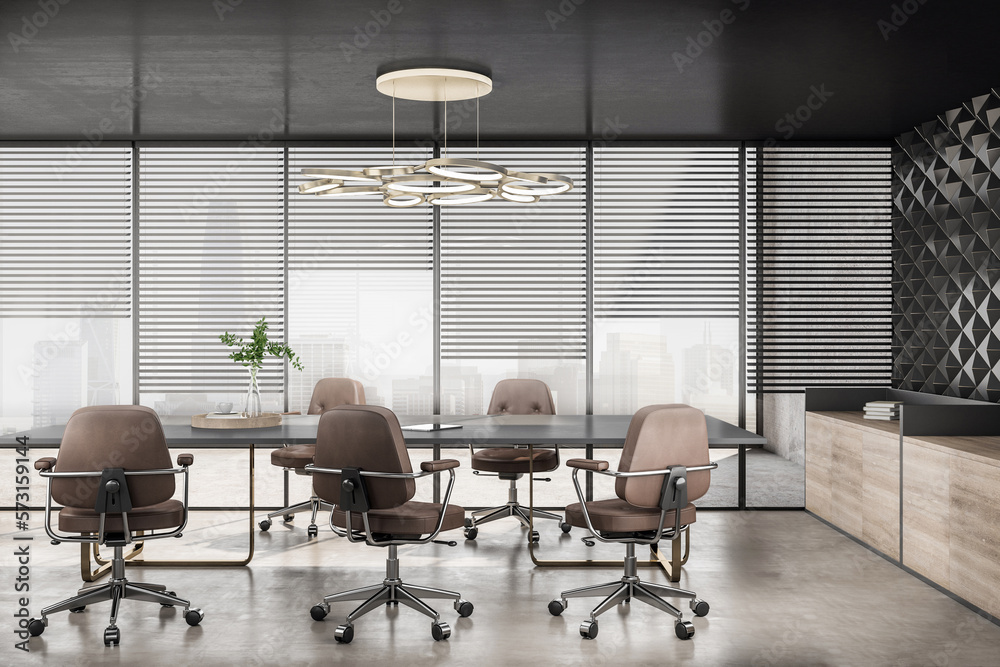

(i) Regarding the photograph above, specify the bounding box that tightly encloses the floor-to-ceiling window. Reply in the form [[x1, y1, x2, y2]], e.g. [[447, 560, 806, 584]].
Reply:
[[0, 140, 894, 509], [286, 147, 434, 415], [135, 146, 286, 417], [0, 146, 133, 434]]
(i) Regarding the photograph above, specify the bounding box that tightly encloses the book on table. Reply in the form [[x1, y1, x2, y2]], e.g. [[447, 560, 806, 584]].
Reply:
[[863, 400, 901, 420]]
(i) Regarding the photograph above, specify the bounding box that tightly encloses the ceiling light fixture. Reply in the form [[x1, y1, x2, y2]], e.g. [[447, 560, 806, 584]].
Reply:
[[297, 67, 574, 206]]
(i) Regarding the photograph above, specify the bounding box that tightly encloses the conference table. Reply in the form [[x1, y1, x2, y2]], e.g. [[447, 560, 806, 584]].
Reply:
[[3, 413, 765, 581]]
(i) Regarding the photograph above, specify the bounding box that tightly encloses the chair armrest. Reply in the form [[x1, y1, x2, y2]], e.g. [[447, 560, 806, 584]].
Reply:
[[34, 457, 56, 471], [420, 459, 460, 473], [177, 453, 194, 466], [566, 458, 609, 472]]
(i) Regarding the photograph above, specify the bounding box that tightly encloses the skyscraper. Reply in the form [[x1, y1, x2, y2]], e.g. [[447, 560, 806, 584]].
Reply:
[[32, 339, 88, 428], [287, 336, 350, 412], [595, 333, 674, 414]]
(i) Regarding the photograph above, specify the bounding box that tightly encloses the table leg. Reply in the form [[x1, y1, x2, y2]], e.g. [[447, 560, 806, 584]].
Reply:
[[526, 444, 664, 570], [739, 444, 747, 510], [650, 527, 690, 582], [81, 442, 256, 581]]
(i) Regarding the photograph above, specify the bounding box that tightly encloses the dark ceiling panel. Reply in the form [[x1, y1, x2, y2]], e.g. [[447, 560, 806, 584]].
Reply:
[[0, 0, 997, 140]]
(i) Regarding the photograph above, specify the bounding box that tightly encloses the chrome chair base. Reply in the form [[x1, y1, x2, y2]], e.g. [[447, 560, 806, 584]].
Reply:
[[549, 542, 706, 640], [27, 546, 202, 646], [260, 495, 334, 538], [471, 501, 564, 528], [310, 545, 472, 642], [465, 478, 567, 539]]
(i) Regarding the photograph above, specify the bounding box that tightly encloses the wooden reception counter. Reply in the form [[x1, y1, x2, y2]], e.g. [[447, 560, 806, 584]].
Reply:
[[805, 388, 1000, 621]]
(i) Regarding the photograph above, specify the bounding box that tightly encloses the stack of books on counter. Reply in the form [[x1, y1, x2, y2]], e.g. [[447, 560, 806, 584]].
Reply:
[[864, 400, 902, 421]]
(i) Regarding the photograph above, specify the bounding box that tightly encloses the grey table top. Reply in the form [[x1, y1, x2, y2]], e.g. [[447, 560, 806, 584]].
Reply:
[[0, 413, 765, 449]]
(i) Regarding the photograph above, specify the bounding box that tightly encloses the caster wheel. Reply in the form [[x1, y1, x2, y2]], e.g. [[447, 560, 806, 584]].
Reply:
[[284, 514, 295, 523], [259, 519, 271, 532], [547, 599, 565, 616], [184, 609, 204, 627], [431, 621, 451, 641], [560, 521, 572, 533], [464, 527, 478, 541], [307, 525, 318, 538], [531, 531, 540, 544], [463, 517, 474, 528], [310, 603, 329, 621], [27, 618, 44, 637], [69, 606, 86, 613], [454, 599, 474, 617], [160, 591, 176, 608], [675, 620, 695, 640], [334, 624, 354, 644], [690, 598, 710, 617], [386, 600, 398, 607], [580, 620, 598, 639], [103, 626, 120, 646]]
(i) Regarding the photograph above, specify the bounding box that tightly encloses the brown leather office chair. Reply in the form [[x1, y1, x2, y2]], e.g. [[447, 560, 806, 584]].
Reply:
[[306, 405, 473, 643], [259, 377, 365, 537], [464, 378, 570, 541], [548, 404, 717, 640], [27, 405, 202, 647]]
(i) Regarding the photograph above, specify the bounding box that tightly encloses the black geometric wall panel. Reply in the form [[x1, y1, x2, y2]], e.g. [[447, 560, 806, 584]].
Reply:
[[893, 88, 1000, 403]]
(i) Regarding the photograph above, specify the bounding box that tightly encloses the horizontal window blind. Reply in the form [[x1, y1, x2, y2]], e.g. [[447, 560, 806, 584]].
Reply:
[[137, 147, 285, 393], [0, 147, 132, 317], [594, 146, 741, 318], [287, 147, 433, 271], [747, 146, 893, 393], [441, 146, 587, 359]]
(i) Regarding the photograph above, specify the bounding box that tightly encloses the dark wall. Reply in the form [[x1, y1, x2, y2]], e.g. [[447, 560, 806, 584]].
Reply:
[[892, 88, 1000, 403]]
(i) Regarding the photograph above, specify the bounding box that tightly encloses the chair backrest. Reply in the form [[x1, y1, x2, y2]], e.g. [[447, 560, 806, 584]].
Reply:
[[615, 404, 711, 509], [487, 379, 556, 415], [307, 378, 366, 415], [313, 405, 415, 510], [52, 405, 174, 510]]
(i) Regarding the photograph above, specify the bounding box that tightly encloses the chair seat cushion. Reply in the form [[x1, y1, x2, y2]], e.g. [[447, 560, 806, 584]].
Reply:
[[565, 499, 696, 533], [58, 499, 185, 534], [471, 447, 558, 474], [271, 444, 315, 468], [332, 501, 465, 536]]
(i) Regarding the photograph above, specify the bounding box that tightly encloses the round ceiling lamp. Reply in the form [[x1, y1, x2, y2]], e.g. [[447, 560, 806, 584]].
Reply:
[[297, 67, 573, 207]]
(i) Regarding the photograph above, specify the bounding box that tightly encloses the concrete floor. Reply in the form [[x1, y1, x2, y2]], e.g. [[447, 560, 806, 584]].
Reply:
[[4, 510, 1000, 666]]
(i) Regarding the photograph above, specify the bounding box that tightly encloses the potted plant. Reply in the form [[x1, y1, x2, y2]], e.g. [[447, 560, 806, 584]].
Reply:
[[220, 317, 303, 417]]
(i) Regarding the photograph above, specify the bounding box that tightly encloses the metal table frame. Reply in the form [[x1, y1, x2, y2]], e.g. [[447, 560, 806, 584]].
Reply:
[[3, 414, 764, 581]]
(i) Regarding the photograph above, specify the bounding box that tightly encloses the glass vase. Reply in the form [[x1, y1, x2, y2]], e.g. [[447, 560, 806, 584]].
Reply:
[[243, 368, 262, 418]]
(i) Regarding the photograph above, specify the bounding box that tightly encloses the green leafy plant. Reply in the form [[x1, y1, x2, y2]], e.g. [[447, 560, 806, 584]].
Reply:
[[219, 317, 303, 373]]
